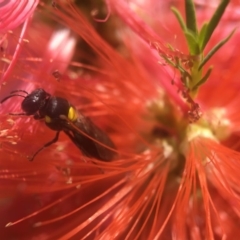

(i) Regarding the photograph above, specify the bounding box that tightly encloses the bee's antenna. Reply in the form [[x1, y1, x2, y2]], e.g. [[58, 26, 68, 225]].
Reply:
[[1, 94, 26, 104], [10, 90, 28, 95]]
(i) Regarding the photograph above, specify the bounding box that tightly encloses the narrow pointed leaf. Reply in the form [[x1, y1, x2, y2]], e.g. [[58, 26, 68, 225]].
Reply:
[[184, 30, 200, 55], [198, 29, 235, 70], [185, 0, 198, 34], [200, 0, 230, 51], [192, 67, 213, 91], [198, 22, 208, 48], [171, 7, 187, 31]]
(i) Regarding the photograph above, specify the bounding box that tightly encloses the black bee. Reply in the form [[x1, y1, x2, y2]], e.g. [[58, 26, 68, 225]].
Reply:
[[1, 88, 116, 161]]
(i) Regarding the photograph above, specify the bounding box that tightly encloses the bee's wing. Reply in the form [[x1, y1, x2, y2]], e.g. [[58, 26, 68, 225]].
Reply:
[[63, 115, 116, 161]]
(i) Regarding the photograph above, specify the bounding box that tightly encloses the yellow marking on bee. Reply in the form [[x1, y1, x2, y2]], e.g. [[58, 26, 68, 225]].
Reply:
[[68, 107, 77, 122], [45, 115, 52, 123]]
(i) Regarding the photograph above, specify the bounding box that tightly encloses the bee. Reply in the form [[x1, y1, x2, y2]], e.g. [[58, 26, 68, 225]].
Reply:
[[1, 88, 116, 161]]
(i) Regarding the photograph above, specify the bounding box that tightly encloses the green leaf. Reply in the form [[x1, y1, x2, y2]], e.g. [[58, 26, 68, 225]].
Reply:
[[192, 67, 213, 91], [171, 7, 187, 31], [198, 22, 208, 47], [198, 29, 235, 70], [200, 0, 230, 51], [185, 0, 198, 35], [184, 30, 200, 55]]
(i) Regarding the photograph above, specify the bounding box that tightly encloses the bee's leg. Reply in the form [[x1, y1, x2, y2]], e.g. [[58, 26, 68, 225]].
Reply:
[[28, 131, 60, 161]]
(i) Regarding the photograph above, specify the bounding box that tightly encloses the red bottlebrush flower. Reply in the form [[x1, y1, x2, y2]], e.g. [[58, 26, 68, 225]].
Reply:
[[0, 0, 39, 32], [1, 0, 240, 239]]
